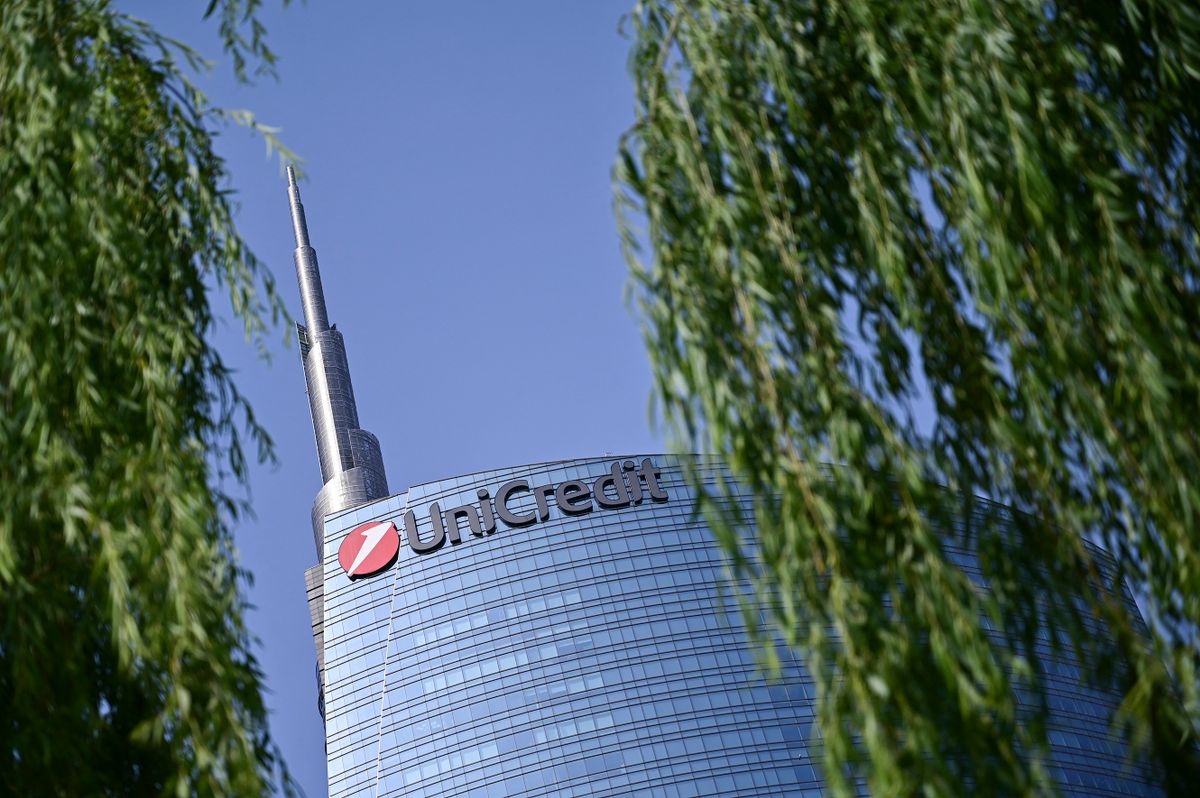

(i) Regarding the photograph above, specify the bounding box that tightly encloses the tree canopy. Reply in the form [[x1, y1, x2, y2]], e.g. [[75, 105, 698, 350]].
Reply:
[[617, 1, 1200, 795], [0, 1, 295, 794]]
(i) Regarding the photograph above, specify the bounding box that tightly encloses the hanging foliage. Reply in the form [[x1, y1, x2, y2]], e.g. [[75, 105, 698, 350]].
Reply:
[[618, 1, 1200, 795], [0, 1, 297, 794]]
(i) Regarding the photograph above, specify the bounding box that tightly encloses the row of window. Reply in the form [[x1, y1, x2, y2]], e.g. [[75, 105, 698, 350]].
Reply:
[[377, 670, 814, 764], [377, 729, 826, 798]]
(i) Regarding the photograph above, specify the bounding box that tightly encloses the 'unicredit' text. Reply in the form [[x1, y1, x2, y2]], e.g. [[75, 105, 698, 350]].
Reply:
[[402, 458, 669, 556]]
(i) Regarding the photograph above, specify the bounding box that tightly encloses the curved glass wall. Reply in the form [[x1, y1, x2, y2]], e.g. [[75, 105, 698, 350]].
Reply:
[[317, 455, 1160, 797]]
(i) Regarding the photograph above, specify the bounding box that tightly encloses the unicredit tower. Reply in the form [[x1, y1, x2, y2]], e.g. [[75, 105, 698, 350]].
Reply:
[[287, 174, 1163, 798]]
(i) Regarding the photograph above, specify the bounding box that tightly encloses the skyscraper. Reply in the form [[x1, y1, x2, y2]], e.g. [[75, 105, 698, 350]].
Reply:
[[288, 176, 1162, 797]]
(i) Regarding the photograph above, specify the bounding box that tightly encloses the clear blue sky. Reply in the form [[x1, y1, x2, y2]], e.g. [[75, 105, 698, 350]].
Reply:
[[124, 2, 661, 794]]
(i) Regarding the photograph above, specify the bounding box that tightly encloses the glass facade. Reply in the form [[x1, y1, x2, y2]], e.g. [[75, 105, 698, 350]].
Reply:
[[316, 455, 1161, 797]]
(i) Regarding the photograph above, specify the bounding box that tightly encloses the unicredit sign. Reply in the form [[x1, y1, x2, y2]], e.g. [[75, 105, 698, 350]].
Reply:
[[336, 459, 669, 578], [337, 521, 400, 578]]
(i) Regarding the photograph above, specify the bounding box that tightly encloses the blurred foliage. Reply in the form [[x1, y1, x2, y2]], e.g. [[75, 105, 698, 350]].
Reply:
[[0, 1, 298, 794], [617, 1, 1200, 795]]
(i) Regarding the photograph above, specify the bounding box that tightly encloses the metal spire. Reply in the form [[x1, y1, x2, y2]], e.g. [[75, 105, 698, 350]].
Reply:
[[286, 166, 389, 555], [286, 165, 308, 245], [288, 165, 330, 334]]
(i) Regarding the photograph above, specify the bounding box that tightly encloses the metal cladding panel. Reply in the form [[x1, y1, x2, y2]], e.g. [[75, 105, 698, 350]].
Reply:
[[302, 330, 362, 483], [293, 244, 330, 333], [317, 455, 1164, 798], [347, 429, 388, 496]]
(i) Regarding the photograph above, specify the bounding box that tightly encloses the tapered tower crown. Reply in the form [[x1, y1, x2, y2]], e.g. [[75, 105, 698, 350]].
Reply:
[[287, 167, 389, 554]]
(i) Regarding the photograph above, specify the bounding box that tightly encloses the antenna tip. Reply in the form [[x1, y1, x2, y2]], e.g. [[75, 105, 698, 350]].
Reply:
[[286, 163, 298, 186]]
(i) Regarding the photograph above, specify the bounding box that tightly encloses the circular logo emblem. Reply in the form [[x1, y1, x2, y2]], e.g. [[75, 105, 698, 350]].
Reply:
[[338, 521, 400, 578]]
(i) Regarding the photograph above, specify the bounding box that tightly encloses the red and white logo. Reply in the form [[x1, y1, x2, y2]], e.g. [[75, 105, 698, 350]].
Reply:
[[338, 521, 400, 578]]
